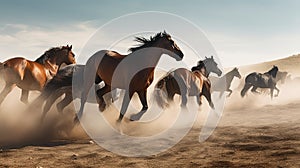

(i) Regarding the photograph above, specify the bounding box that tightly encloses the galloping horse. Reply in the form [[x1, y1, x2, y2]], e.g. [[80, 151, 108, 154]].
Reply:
[[241, 65, 279, 99], [0, 45, 75, 105], [31, 64, 109, 121], [210, 67, 241, 97], [77, 32, 184, 123], [154, 57, 222, 109]]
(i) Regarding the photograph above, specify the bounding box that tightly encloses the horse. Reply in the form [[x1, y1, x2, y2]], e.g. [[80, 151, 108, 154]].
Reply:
[[31, 64, 116, 121], [154, 57, 222, 109], [275, 71, 288, 84], [241, 65, 279, 99], [77, 31, 184, 123], [210, 67, 241, 97], [0, 45, 75, 105]]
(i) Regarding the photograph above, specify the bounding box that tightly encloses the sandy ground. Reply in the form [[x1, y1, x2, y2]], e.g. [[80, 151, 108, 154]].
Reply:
[[0, 55, 300, 167]]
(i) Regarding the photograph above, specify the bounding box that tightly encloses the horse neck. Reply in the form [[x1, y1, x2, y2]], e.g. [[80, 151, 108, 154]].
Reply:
[[225, 71, 235, 84], [270, 70, 277, 78], [131, 47, 163, 74], [193, 70, 201, 78], [43, 57, 64, 77]]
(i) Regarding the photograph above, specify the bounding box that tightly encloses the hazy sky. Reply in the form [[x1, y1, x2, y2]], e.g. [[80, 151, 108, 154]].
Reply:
[[0, 0, 300, 67]]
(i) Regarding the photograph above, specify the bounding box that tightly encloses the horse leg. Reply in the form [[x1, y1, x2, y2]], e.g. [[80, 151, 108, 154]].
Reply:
[[75, 76, 95, 123], [251, 86, 259, 94], [56, 91, 73, 113], [241, 83, 252, 97], [227, 89, 233, 97], [274, 86, 280, 97], [20, 89, 29, 104], [117, 90, 134, 123], [197, 94, 202, 106], [41, 91, 65, 122], [181, 92, 188, 108], [270, 88, 274, 99], [219, 91, 224, 98], [0, 83, 15, 105], [130, 90, 148, 121], [96, 85, 111, 112], [202, 88, 214, 109], [167, 91, 175, 102]]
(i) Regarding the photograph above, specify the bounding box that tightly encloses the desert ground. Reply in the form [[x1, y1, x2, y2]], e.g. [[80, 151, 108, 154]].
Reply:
[[0, 55, 299, 167]]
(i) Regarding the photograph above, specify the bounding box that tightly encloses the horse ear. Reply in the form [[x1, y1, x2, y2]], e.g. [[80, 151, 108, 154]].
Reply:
[[211, 55, 213, 59], [66, 45, 69, 48], [69, 45, 72, 50], [205, 56, 208, 59]]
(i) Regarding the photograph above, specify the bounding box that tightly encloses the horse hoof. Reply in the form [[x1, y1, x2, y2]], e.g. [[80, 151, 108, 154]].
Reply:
[[181, 104, 188, 110], [130, 114, 140, 121], [73, 116, 80, 124], [116, 118, 122, 123], [98, 103, 106, 112]]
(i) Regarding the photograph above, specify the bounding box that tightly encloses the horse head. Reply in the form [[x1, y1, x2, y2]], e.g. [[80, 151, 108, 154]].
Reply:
[[129, 31, 184, 61], [233, 67, 242, 79], [60, 45, 76, 65], [202, 56, 222, 77]]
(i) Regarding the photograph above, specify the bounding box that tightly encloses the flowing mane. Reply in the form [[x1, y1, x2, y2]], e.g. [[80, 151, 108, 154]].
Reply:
[[191, 60, 206, 72], [128, 32, 171, 52], [265, 66, 278, 78], [35, 47, 63, 64]]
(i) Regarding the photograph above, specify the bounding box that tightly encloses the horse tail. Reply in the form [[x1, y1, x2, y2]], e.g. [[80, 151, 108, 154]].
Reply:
[[154, 75, 170, 109], [240, 80, 252, 98], [241, 73, 255, 97]]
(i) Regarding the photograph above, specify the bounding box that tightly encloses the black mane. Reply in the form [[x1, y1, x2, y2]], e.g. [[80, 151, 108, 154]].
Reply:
[[265, 66, 278, 78], [35, 47, 63, 64], [191, 60, 206, 72], [129, 32, 170, 52]]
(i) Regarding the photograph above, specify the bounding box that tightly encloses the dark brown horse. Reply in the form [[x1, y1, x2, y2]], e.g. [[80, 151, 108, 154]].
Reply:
[[77, 32, 184, 123], [154, 68, 214, 109], [30, 64, 106, 121], [0, 45, 75, 105], [154, 57, 221, 109], [241, 65, 279, 99]]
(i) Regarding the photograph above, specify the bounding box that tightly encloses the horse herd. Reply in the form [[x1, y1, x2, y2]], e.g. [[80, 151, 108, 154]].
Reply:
[[0, 32, 287, 126]]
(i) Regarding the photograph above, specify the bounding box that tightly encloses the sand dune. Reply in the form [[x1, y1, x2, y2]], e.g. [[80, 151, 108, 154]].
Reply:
[[0, 54, 300, 167]]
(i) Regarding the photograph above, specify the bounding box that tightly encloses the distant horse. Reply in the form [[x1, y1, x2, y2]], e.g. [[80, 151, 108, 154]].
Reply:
[[210, 67, 241, 97], [241, 66, 279, 99], [154, 57, 222, 109], [255, 70, 288, 95], [275, 71, 288, 84], [0, 45, 75, 105], [77, 31, 184, 123]]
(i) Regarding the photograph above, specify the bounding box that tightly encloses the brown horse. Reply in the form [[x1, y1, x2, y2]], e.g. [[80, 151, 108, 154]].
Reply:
[[154, 58, 219, 109], [76, 31, 184, 123], [0, 45, 75, 105], [154, 68, 214, 109]]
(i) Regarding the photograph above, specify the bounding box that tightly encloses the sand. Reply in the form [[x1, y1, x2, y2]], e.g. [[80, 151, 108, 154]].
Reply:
[[0, 55, 300, 167]]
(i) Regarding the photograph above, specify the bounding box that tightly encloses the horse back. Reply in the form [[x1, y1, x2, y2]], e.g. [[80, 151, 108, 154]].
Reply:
[[1, 57, 48, 90]]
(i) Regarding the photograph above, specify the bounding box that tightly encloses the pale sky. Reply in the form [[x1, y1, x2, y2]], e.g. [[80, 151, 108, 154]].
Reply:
[[1, 0, 300, 67]]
